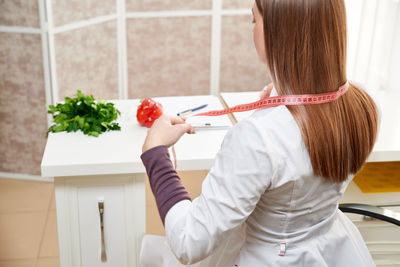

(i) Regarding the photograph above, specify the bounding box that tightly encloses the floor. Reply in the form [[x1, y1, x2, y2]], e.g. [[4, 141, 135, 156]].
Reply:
[[0, 170, 207, 267], [1, 166, 398, 266], [0, 178, 59, 267]]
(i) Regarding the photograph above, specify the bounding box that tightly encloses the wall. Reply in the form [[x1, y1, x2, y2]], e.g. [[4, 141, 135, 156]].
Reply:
[[0, 0, 47, 178], [0, 0, 269, 179], [1, 0, 398, 180]]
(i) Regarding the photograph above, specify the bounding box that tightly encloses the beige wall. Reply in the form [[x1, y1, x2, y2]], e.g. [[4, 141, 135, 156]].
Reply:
[[0, 0, 270, 176], [0, 33, 48, 175], [55, 21, 119, 100], [0, 0, 40, 27], [0, 0, 46, 176]]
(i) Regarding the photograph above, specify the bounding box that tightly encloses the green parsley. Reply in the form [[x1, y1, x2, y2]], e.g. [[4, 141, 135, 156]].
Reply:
[[46, 90, 121, 137]]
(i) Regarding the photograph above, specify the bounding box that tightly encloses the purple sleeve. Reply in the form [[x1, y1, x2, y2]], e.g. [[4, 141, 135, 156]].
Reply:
[[140, 145, 191, 225]]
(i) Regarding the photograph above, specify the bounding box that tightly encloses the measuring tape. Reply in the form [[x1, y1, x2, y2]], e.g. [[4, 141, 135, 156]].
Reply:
[[172, 81, 349, 169], [195, 81, 350, 117]]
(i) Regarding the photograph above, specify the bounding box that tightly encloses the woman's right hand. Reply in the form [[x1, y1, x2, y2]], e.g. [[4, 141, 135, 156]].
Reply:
[[142, 114, 195, 153], [259, 82, 273, 99]]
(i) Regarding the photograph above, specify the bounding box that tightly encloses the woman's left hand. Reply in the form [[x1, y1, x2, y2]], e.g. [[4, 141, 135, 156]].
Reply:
[[142, 114, 195, 153], [259, 83, 273, 99]]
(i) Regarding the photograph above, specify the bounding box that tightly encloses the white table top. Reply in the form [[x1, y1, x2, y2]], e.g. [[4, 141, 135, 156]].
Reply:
[[41, 90, 399, 178], [41, 95, 232, 177], [221, 90, 400, 162]]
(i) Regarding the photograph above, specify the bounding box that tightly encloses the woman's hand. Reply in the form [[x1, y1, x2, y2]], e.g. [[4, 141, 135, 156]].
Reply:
[[259, 82, 273, 99], [142, 114, 195, 153]]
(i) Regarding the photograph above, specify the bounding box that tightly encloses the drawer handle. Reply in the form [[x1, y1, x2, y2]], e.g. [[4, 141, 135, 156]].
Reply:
[[98, 199, 107, 262]]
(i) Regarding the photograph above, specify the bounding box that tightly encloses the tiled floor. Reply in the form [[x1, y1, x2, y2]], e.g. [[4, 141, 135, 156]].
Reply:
[[0, 170, 207, 266], [0, 178, 59, 267]]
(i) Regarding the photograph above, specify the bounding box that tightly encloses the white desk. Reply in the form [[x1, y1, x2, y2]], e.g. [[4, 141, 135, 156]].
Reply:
[[41, 95, 231, 267], [41, 90, 399, 267]]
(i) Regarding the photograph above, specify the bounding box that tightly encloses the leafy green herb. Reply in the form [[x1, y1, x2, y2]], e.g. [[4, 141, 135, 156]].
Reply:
[[46, 90, 121, 137]]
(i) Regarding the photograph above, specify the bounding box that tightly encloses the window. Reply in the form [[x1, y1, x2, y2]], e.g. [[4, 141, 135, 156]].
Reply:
[[346, 0, 400, 93]]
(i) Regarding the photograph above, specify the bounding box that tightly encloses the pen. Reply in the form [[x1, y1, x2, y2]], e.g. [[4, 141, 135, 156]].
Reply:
[[192, 123, 231, 130], [177, 104, 208, 116]]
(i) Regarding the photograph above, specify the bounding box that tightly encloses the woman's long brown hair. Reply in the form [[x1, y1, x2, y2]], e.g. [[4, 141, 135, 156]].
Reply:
[[255, 0, 379, 182]]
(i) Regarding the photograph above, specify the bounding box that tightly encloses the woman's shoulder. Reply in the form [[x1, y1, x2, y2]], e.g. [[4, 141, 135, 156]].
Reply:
[[249, 105, 302, 141], [232, 105, 292, 137], [230, 105, 304, 158], [231, 106, 313, 187]]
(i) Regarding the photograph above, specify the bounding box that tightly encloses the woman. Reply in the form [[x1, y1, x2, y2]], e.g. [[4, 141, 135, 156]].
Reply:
[[140, 0, 379, 266]]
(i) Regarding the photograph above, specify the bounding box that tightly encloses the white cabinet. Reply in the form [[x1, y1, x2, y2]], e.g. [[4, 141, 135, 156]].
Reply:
[[54, 174, 145, 267], [40, 98, 232, 267]]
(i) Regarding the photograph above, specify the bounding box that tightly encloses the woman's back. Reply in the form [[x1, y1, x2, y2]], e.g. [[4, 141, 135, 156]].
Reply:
[[246, 103, 348, 242], [215, 88, 375, 266]]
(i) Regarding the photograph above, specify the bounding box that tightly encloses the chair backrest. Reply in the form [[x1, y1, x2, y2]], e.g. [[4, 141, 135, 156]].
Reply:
[[339, 203, 400, 266], [339, 203, 400, 226]]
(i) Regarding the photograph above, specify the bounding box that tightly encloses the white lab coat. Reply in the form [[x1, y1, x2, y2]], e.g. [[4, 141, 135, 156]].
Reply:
[[141, 87, 377, 267]]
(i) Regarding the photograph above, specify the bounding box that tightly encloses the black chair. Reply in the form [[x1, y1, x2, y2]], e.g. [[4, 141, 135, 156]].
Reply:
[[339, 203, 400, 226]]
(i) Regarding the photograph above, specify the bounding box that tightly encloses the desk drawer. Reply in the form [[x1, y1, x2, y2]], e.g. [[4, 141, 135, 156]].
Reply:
[[77, 186, 127, 267], [55, 174, 145, 267]]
